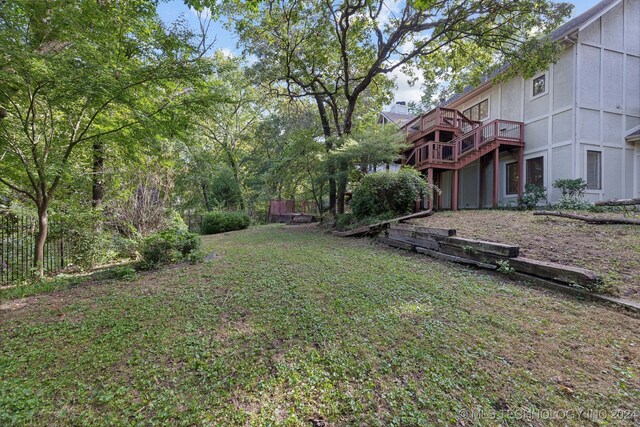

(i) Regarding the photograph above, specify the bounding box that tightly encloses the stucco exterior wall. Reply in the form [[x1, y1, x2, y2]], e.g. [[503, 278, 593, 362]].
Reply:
[[443, 0, 640, 207], [576, 0, 640, 202]]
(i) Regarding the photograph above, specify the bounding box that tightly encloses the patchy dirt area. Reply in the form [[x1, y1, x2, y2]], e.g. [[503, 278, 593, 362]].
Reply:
[[409, 210, 640, 301]]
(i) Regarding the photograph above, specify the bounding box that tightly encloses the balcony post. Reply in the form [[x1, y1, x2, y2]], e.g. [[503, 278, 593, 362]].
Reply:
[[518, 147, 524, 201], [479, 156, 485, 209], [452, 168, 459, 211], [492, 148, 499, 209]]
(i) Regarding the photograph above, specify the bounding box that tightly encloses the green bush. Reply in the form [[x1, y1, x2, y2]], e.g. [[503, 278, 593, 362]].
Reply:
[[350, 168, 432, 219], [111, 236, 139, 259], [553, 178, 587, 199], [553, 196, 594, 211], [201, 211, 251, 234], [519, 183, 547, 210], [552, 178, 593, 211], [137, 220, 204, 271], [50, 211, 113, 270]]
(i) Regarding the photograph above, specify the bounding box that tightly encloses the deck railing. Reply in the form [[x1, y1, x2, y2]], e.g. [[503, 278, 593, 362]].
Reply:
[[405, 107, 482, 136], [406, 119, 523, 167]]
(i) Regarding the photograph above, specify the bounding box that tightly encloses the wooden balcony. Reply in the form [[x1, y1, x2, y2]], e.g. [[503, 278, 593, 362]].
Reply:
[[403, 107, 482, 144], [405, 119, 524, 171]]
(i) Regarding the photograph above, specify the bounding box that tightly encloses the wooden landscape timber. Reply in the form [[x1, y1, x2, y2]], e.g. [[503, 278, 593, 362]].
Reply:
[[378, 223, 604, 292], [594, 198, 640, 207], [444, 236, 519, 257], [415, 247, 497, 270], [332, 209, 433, 237], [331, 218, 640, 314], [533, 211, 640, 225], [286, 214, 316, 225]]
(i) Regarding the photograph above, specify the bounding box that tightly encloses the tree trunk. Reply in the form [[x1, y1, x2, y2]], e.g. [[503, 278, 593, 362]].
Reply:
[[533, 211, 640, 225], [314, 94, 336, 214], [223, 146, 245, 210], [92, 139, 104, 209], [328, 175, 337, 214], [34, 204, 48, 278], [201, 180, 211, 211], [594, 198, 640, 207], [337, 173, 346, 214]]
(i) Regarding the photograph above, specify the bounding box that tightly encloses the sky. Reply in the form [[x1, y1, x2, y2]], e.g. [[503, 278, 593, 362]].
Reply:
[[157, 0, 604, 106]]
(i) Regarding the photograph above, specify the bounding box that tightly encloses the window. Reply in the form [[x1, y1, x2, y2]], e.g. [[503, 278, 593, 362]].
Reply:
[[463, 99, 489, 121], [506, 162, 519, 195], [526, 156, 544, 187], [532, 74, 546, 97], [586, 150, 602, 190]]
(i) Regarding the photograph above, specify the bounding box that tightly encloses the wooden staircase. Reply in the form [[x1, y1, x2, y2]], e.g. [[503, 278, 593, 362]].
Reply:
[[403, 114, 524, 171]]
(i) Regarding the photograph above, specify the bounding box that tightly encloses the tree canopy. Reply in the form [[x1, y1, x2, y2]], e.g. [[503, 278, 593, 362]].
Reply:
[[0, 0, 575, 276]]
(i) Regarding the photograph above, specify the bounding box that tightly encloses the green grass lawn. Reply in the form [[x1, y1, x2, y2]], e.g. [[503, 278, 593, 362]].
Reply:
[[1, 225, 638, 426]]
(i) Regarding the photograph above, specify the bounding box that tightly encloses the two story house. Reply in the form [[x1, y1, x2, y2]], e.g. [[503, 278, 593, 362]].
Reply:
[[403, 0, 640, 209]]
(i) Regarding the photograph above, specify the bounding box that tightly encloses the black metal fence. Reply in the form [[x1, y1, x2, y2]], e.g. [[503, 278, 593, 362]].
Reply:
[[0, 214, 67, 285]]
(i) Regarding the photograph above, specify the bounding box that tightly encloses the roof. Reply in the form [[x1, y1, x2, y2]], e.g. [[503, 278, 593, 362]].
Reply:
[[439, 0, 620, 108], [550, 0, 619, 40], [380, 111, 416, 125], [626, 126, 640, 142]]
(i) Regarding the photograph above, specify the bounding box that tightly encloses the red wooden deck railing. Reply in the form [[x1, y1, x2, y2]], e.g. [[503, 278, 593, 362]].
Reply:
[[405, 119, 524, 168], [404, 107, 482, 136]]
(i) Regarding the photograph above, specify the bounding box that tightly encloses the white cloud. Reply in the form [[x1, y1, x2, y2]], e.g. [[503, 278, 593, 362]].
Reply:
[[387, 64, 424, 107], [188, 6, 212, 20], [219, 47, 234, 58], [377, 0, 402, 26]]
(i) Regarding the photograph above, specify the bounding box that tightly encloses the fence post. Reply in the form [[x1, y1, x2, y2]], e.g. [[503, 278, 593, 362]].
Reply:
[[60, 237, 64, 270]]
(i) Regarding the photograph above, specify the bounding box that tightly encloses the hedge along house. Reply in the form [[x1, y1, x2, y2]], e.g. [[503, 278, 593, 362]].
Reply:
[[402, 0, 640, 210]]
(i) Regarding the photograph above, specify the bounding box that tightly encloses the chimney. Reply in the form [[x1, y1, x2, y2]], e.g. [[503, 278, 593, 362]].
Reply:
[[390, 101, 408, 115]]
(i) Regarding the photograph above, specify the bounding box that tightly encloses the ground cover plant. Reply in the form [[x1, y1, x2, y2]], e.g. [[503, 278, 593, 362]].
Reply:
[[1, 225, 638, 426], [410, 210, 640, 301]]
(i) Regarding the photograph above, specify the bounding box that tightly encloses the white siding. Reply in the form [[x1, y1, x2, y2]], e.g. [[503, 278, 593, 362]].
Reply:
[[440, 0, 640, 205]]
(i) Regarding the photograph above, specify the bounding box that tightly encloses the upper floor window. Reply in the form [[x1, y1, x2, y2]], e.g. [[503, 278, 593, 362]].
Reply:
[[532, 74, 546, 97], [463, 99, 489, 121]]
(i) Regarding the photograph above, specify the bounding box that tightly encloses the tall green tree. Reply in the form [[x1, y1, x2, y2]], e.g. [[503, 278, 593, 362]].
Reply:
[[189, 54, 267, 211], [214, 0, 571, 213], [0, 0, 207, 276]]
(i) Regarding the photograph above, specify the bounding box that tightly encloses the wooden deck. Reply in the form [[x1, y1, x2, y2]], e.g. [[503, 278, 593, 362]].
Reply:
[[401, 107, 525, 211], [405, 119, 524, 171]]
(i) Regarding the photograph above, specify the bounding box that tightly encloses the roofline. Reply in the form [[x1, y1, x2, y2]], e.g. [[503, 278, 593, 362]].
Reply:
[[443, 0, 621, 109], [444, 36, 578, 109], [576, 0, 622, 33], [445, 80, 494, 109], [626, 125, 640, 142]]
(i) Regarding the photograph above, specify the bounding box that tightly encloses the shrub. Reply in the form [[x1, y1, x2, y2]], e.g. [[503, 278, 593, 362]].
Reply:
[[111, 236, 140, 260], [201, 211, 250, 234], [553, 178, 587, 199], [50, 211, 113, 270], [137, 219, 204, 271], [350, 168, 433, 219], [519, 183, 547, 210], [553, 196, 594, 211]]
